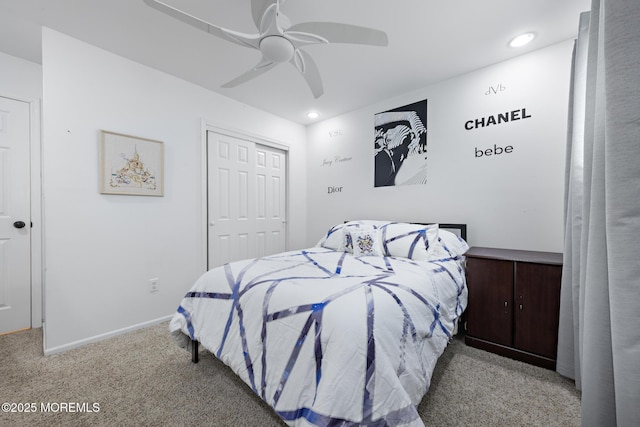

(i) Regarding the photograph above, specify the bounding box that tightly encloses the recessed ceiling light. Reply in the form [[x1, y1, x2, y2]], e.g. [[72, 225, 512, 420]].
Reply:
[[307, 111, 319, 119], [509, 33, 535, 48]]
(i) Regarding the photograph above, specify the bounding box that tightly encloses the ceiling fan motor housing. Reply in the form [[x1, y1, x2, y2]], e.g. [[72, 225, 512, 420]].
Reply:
[[260, 35, 295, 63]]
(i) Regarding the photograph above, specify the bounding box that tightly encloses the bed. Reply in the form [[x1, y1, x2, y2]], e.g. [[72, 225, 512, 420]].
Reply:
[[170, 221, 469, 426]]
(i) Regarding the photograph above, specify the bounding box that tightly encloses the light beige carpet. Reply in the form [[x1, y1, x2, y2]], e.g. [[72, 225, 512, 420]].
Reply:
[[0, 322, 580, 426]]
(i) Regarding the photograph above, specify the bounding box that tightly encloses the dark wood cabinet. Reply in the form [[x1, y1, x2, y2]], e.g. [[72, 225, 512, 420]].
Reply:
[[464, 247, 563, 369]]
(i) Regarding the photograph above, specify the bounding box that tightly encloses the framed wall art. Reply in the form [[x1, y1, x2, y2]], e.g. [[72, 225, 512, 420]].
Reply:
[[374, 99, 428, 187], [99, 130, 164, 196]]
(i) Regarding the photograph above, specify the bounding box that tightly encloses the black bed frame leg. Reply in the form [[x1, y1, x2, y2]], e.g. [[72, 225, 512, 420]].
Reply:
[[191, 340, 199, 363]]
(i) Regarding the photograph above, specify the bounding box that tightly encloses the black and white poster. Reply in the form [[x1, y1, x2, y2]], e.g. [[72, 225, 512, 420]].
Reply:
[[374, 99, 428, 187]]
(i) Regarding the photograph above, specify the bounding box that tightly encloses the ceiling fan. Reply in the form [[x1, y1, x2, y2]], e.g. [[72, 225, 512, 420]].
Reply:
[[143, 0, 388, 98]]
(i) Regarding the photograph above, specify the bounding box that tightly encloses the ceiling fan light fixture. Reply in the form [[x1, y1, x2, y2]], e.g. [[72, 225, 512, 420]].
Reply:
[[144, 0, 388, 98], [260, 36, 295, 62], [509, 32, 535, 48]]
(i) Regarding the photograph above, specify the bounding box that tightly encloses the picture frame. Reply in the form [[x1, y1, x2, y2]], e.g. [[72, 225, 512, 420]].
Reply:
[[99, 130, 164, 196], [374, 99, 428, 187]]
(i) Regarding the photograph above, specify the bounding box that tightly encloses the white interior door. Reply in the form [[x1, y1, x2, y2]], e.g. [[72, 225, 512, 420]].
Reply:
[[0, 96, 31, 335], [207, 130, 287, 269]]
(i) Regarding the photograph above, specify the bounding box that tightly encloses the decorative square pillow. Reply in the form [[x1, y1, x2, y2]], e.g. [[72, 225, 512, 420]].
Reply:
[[379, 223, 439, 260], [351, 226, 383, 257]]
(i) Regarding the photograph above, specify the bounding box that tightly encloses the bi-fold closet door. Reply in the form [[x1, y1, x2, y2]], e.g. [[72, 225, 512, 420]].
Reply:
[[207, 130, 287, 269]]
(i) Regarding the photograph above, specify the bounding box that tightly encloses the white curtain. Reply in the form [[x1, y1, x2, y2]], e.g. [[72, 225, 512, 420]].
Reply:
[[556, 0, 640, 425]]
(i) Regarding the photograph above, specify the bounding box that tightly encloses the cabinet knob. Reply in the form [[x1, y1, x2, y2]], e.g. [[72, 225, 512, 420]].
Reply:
[[504, 301, 508, 307], [519, 304, 523, 310]]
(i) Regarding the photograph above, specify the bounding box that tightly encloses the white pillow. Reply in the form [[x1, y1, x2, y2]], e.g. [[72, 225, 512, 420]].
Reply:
[[344, 219, 391, 228], [430, 229, 470, 259], [379, 223, 439, 260], [315, 223, 346, 250], [342, 227, 354, 253], [351, 226, 383, 257]]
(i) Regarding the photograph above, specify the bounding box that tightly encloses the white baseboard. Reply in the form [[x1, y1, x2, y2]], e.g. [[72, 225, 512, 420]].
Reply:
[[43, 314, 173, 356]]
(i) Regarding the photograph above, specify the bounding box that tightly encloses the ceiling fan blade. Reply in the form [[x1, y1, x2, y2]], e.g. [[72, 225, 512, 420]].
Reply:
[[286, 22, 388, 46], [143, 0, 260, 49], [251, 0, 275, 30], [251, 0, 286, 32], [221, 58, 277, 88], [257, 2, 279, 35], [292, 49, 324, 98]]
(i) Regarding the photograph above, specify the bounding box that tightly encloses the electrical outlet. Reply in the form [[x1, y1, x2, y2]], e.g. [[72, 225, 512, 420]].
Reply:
[[149, 278, 159, 293]]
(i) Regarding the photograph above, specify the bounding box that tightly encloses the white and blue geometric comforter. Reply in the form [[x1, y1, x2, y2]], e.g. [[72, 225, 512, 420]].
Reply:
[[169, 247, 467, 426]]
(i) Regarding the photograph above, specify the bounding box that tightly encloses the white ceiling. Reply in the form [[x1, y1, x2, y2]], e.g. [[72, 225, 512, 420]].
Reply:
[[0, 0, 590, 125]]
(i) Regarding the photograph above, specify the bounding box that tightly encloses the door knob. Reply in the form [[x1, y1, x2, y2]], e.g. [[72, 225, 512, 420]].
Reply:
[[13, 221, 26, 229]]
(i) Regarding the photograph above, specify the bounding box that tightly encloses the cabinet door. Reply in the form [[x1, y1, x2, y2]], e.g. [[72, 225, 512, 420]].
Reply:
[[466, 258, 513, 346], [514, 262, 562, 358]]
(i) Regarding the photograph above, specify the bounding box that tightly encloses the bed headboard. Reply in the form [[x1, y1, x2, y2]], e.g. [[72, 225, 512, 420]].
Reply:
[[436, 223, 467, 241]]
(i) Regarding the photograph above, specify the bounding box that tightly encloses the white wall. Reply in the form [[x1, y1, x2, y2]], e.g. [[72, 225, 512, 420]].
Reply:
[[0, 51, 42, 100], [306, 40, 573, 253], [41, 29, 307, 352]]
